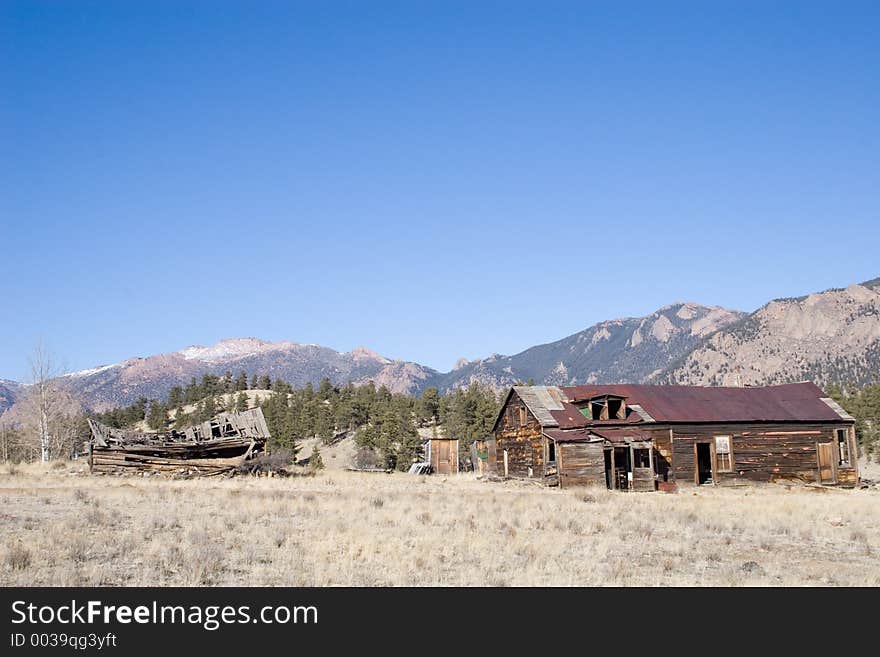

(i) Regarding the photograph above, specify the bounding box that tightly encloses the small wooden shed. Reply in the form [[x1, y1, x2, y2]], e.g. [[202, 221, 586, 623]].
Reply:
[[471, 438, 492, 474], [426, 437, 459, 474]]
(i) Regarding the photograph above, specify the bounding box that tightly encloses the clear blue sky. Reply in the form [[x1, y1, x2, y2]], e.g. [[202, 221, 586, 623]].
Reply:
[[1, 1, 878, 381]]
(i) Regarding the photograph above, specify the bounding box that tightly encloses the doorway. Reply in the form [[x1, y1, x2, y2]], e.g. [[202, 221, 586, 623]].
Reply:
[[695, 443, 713, 484], [613, 446, 630, 490]]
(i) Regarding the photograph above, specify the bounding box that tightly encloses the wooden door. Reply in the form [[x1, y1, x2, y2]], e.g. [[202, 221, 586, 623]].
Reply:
[[817, 442, 835, 483], [436, 440, 451, 474]]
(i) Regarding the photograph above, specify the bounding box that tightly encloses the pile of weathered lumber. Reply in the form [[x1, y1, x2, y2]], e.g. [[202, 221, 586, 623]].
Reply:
[[87, 408, 271, 477]]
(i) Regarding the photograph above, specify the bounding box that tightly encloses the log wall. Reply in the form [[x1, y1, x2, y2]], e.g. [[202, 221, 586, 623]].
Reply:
[[493, 394, 544, 478]]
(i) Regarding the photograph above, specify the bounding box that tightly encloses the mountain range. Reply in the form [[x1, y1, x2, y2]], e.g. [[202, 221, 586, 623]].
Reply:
[[1, 276, 878, 417]]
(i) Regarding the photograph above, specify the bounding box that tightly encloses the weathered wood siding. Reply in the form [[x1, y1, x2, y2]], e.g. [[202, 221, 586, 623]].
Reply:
[[672, 436, 698, 483], [643, 427, 672, 482], [669, 422, 857, 486], [632, 467, 655, 491], [557, 442, 605, 488], [493, 394, 544, 478], [429, 438, 458, 474]]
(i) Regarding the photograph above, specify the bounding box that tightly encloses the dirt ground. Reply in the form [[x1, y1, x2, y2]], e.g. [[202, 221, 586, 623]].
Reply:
[[1, 459, 879, 586]]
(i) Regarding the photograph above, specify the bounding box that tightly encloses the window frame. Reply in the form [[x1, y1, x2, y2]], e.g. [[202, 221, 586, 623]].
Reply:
[[836, 428, 851, 467], [714, 435, 733, 473]]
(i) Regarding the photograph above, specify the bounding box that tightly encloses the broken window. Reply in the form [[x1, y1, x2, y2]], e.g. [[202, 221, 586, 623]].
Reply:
[[715, 435, 732, 472], [632, 448, 650, 468], [607, 398, 626, 419], [836, 429, 851, 466], [519, 406, 528, 426], [578, 395, 627, 421], [547, 440, 556, 464]]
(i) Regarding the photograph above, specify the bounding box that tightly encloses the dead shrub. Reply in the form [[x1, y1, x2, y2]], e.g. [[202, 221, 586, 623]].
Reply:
[[235, 449, 295, 476], [354, 447, 383, 470], [741, 561, 764, 575], [85, 507, 107, 526], [194, 543, 226, 584], [5, 541, 32, 570], [67, 537, 89, 564]]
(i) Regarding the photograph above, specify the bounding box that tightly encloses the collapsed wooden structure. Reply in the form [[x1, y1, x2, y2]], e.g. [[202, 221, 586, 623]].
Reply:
[[492, 383, 858, 490], [87, 408, 270, 476]]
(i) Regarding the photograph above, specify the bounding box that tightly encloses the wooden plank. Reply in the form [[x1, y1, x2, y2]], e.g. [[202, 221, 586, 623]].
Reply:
[[817, 442, 834, 483], [557, 443, 605, 487]]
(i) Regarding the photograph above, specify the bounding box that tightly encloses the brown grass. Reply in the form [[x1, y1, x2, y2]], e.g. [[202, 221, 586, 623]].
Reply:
[[0, 460, 878, 586]]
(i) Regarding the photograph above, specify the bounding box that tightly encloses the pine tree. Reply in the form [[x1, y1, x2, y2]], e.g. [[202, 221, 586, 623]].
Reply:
[[417, 387, 440, 425], [146, 401, 168, 433], [235, 391, 249, 412], [318, 377, 335, 400], [196, 395, 217, 422], [310, 445, 325, 470], [184, 377, 201, 404], [234, 371, 248, 391], [167, 386, 184, 409]]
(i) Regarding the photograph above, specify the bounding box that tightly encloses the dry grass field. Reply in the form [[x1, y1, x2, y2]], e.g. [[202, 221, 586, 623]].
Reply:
[[1, 460, 879, 586]]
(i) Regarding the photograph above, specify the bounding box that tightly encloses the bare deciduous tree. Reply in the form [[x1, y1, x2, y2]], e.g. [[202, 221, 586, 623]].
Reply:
[[0, 421, 26, 463], [27, 342, 62, 462]]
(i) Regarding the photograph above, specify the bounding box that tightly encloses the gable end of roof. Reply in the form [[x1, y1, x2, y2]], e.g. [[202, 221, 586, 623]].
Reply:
[[819, 398, 855, 422]]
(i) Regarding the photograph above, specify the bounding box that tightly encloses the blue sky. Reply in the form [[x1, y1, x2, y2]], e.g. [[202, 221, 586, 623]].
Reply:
[[1, 1, 878, 381]]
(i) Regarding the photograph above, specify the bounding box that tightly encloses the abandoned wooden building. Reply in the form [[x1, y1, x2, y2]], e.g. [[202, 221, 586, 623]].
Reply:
[[87, 407, 271, 476], [490, 383, 857, 490]]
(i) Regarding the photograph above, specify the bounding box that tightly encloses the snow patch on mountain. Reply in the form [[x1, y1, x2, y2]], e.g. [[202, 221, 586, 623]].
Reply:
[[65, 363, 119, 378], [179, 338, 287, 363]]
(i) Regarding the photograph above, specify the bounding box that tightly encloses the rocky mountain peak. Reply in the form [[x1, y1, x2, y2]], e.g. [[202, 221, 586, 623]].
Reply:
[[665, 280, 880, 387], [179, 337, 279, 362], [349, 346, 390, 364]]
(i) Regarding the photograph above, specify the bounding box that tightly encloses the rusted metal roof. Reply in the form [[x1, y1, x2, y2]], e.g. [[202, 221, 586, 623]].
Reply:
[[588, 427, 655, 444], [543, 428, 599, 443], [549, 400, 644, 429], [544, 427, 653, 443], [557, 382, 850, 424], [513, 385, 564, 427]]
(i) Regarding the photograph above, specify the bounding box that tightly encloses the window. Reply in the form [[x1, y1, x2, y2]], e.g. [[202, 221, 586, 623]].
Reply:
[[607, 398, 626, 419], [836, 429, 851, 466], [632, 448, 651, 468], [578, 395, 627, 421], [715, 435, 732, 472], [547, 440, 556, 463], [518, 406, 528, 426]]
